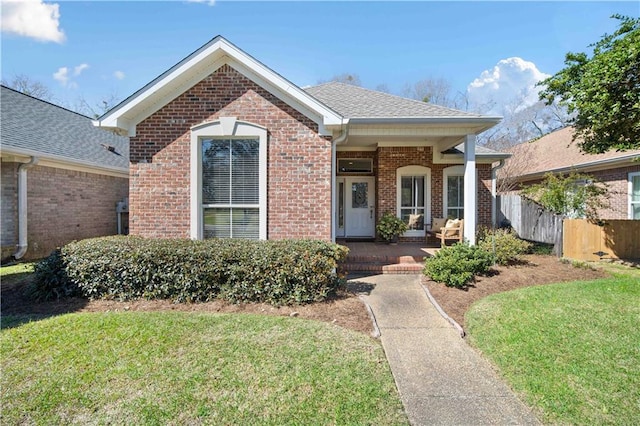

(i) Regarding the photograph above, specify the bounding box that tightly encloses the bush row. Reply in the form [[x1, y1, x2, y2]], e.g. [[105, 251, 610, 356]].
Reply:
[[33, 236, 348, 305]]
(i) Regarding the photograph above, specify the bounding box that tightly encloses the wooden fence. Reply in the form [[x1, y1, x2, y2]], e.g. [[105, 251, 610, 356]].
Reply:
[[563, 219, 640, 261], [498, 194, 564, 255]]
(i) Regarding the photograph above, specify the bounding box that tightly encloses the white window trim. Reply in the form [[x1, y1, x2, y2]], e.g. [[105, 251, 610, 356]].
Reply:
[[629, 172, 640, 219], [190, 117, 267, 240], [443, 165, 465, 219], [396, 165, 431, 237]]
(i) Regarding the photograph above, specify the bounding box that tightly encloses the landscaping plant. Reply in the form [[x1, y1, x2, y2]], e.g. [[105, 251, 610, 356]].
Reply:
[[31, 236, 348, 305], [423, 242, 494, 288], [477, 227, 532, 265]]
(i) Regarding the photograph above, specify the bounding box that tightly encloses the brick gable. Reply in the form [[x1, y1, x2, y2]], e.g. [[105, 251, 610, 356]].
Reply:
[[129, 64, 332, 240]]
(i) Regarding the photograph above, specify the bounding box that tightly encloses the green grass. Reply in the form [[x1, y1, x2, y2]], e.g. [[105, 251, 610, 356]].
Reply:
[[1, 312, 407, 425], [466, 274, 640, 424], [0, 262, 34, 285]]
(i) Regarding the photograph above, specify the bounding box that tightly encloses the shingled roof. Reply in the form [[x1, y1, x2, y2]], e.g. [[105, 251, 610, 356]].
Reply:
[[508, 126, 640, 179], [1, 85, 129, 172], [305, 82, 489, 120]]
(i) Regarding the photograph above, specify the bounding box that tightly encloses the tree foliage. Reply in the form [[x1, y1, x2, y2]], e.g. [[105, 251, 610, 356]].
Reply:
[[521, 172, 609, 219], [538, 15, 640, 153]]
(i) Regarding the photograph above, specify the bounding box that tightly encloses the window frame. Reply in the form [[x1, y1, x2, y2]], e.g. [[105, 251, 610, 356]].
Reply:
[[190, 118, 267, 240], [443, 165, 465, 220], [396, 165, 431, 237], [629, 171, 640, 219]]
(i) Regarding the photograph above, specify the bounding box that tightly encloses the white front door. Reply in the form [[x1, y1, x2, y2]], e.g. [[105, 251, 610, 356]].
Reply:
[[345, 177, 375, 238]]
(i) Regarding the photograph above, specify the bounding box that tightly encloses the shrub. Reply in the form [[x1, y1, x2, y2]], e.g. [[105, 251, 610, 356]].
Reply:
[[28, 249, 79, 301], [423, 242, 494, 288], [477, 227, 532, 265], [31, 236, 348, 305]]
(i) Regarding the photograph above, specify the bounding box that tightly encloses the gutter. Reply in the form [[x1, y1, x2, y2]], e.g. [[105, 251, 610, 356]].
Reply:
[[331, 120, 350, 242], [515, 153, 640, 182], [13, 157, 39, 260], [491, 159, 506, 228]]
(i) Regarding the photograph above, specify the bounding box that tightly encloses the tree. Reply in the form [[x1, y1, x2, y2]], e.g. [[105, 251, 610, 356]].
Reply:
[[319, 73, 361, 86], [402, 77, 469, 109], [2, 73, 53, 101], [73, 93, 120, 119], [521, 172, 609, 219], [538, 15, 640, 154]]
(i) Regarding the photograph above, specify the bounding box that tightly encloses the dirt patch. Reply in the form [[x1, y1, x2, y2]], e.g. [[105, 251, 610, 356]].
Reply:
[[1, 280, 374, 335], [423, 254, 608, 327]]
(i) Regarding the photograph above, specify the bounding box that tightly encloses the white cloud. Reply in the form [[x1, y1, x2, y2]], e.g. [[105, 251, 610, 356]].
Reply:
[[1, 0, 65, 43], [114, 70, 125, 80], [74, 63, 89, 76], [467, 57, 550, 116], [53, 63, 89, 88], [53, 66, 69, 86]]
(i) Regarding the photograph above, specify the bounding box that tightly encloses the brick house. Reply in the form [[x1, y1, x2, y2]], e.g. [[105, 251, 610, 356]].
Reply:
[[1, 86, 129, 260], [502, 126, 640, 219], [96, 36, 508, 244]]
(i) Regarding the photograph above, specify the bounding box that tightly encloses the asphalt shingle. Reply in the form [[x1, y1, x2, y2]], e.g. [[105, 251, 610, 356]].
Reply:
[[305, 82, 488, 119], [1, 86, 129, 171]]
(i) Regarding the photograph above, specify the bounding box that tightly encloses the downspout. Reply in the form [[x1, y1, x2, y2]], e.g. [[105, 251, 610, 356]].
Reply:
[[491, 159, 506, 228], [13, 156, 39, 260], [331, 120, 350, 242]]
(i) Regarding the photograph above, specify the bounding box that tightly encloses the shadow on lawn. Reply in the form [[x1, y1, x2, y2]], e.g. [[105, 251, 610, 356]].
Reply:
[[1, 275, 89, 330]]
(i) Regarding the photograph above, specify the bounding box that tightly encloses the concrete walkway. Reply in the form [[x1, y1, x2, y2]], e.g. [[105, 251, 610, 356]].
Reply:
[[352, 274, 540, 425]]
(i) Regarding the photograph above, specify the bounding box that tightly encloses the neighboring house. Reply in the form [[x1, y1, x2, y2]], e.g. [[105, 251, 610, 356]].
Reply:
[[502, 126, 640, 219], [1, 86, 129, 260], [95, 36, 508, 244]]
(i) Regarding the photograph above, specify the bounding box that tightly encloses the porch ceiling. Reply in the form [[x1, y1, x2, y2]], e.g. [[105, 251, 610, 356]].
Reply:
[[337, 134, 465, 152]]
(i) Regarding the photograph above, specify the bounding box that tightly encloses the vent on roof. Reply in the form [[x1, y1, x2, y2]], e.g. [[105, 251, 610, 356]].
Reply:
[[101, 143, 116, 153]]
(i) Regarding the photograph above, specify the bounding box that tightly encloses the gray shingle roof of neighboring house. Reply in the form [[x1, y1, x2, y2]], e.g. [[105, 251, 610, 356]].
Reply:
[[305, 82, 489, 119], [445, 144, 510, 158], [1, 86, 129, 171]]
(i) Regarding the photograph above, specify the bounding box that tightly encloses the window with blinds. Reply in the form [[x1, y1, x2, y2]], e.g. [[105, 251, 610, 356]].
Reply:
[[446, 175, 464, 219], [630, 172, 640, 219], [202, 138, 260, 239]]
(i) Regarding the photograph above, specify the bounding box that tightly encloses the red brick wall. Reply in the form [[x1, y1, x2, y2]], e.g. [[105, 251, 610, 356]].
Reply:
[[344, 147, 493, 241], [129, 64, 332, 241], [1, 163, 128, 260]]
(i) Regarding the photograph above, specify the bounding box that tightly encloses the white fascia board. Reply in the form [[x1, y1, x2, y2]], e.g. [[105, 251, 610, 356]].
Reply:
[[0, 147, 129, 178], [95, 37, 342, 135]]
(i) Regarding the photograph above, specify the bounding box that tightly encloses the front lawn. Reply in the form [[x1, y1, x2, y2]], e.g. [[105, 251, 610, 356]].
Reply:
[[466, 274, 640, 424], [1, 312, 407, 425]]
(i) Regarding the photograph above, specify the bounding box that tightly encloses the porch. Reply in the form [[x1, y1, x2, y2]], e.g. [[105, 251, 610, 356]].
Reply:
[[338, 240, 440, 275]]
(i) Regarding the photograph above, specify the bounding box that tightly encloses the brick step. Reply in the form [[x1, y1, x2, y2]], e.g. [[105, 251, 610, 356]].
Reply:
[[340, 254, 426, 275]]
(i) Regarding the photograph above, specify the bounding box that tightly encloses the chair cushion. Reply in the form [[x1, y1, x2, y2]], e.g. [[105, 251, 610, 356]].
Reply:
[[444, 219, 460, 236]]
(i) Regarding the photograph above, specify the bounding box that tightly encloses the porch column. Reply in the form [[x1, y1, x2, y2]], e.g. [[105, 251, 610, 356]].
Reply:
[[463, 134, 477, 245]]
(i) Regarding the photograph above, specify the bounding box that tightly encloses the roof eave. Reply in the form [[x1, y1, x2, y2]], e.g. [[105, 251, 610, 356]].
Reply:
[[513, 154, 640, 182], [348, 116, 501, 131], [0, 146, 129, 176]]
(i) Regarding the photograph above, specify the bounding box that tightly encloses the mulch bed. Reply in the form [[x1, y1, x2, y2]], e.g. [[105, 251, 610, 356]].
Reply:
[[423, 254, 608, 327], [2, 254, 610, 336]]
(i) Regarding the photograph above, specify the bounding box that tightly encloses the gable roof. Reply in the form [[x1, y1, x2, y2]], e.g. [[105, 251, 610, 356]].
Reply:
[[508, 126, 640, 180], [96, 36, 343, 136], [306, 82, 493, 120], [1, 86, 129, 174]]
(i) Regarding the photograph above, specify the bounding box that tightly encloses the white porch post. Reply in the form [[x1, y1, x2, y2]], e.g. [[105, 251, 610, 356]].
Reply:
[[463, 134, 477, 245]]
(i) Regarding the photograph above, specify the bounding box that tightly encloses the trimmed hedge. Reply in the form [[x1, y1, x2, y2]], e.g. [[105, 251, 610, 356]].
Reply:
[[33, 236, 348, 305]]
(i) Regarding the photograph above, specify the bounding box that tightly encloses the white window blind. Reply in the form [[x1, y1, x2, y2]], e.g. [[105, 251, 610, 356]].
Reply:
[[202, 139, 260, 239]]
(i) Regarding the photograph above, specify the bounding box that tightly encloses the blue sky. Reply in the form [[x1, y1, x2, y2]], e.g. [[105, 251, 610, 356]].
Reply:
[[1, 1, 638, 115]]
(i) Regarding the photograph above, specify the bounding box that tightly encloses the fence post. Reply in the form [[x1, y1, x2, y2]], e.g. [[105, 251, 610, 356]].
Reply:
[[555, 219, 564, 258]]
